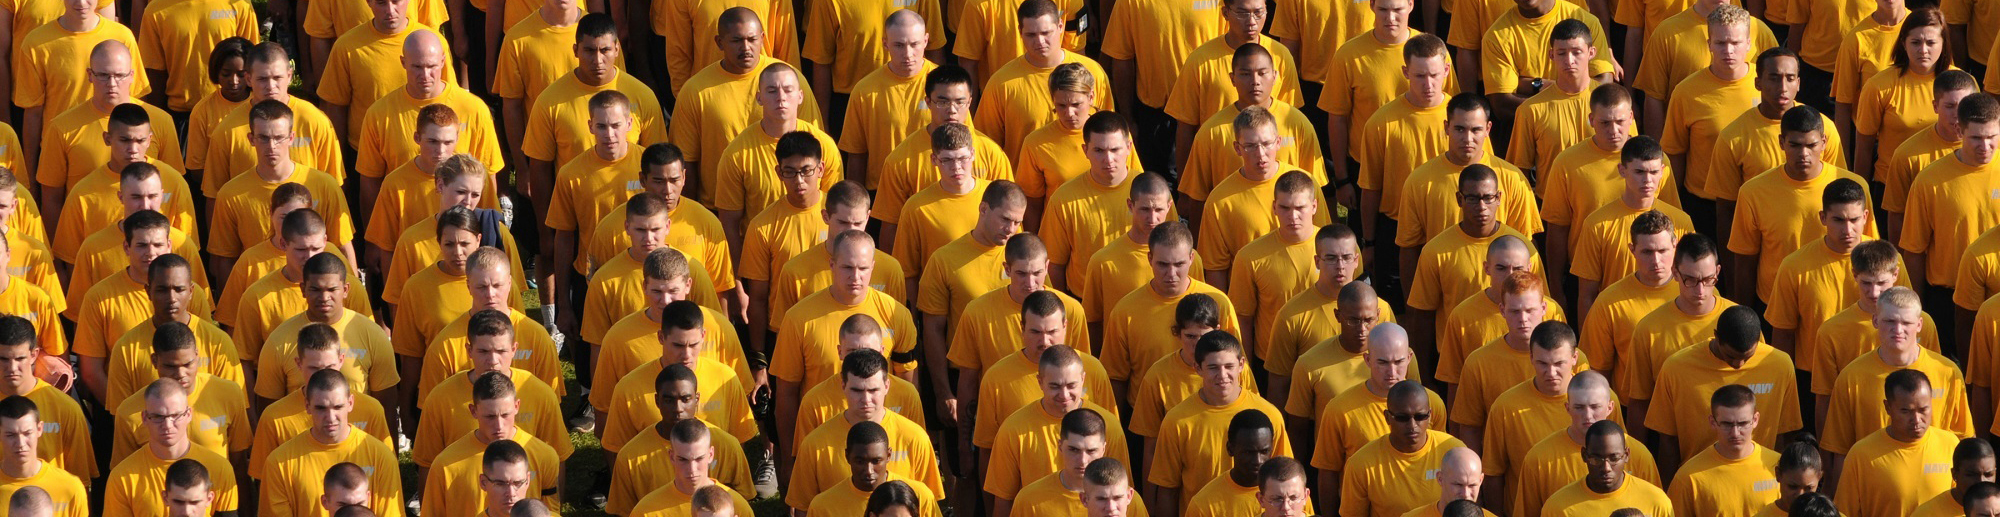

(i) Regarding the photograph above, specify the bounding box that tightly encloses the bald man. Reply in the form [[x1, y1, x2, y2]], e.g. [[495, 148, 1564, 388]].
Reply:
[[1510, 371, 1661, 517], [838, 11, 937, 188], [37, 41, 182, 227], [1309, 321, 1445, 502], [13, 0, 149, 174], [1400, 448, 1493, 517], [313, 0, 458, 139], [352, 30, 503, 218], [6, 486, 52, 517]]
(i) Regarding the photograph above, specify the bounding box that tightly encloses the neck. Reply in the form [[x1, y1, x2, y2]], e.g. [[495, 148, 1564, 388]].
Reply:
[[941, 176, 976, 195], [1553, 71, 1590, 93], [1229, 467, 1259, 487], [832, 288, 866, 307], [1233, 96, 1273, 111], [59, 13, 94, 32], [0, 459, 34, 478], [1620, 189, 1655, 210], [1239, 166, 1278, 183], [1364, 377, 1390, 397], [1784, 161, 1821, 181], [148, 438, 192, 461], [1715, 441, 1753, 460], [1091, 167, 1127, 188], [760, 116, 797, 137], [1675, 293, 1709, 316], [125, 265, 151, 285], [1874, 3, 1907, 23], [541, 4, 579, 24], [1504, 332, 1531, 351], [1224, 31, 1256, 49], [1459, 219, 1498, 238], [1879, 344, 1919, 366], [1710, 62, 1749, 82], [1027, 49, 1064, 69], [374, 17, 405, 34], [1394, 436, 1427, 454], [1372, 26, 1409, 45], [1198, 385, 1239, 406], [1445, 149, 1479, 167], [1758, 99, 1790, 119], [307, 309, 338, 324]]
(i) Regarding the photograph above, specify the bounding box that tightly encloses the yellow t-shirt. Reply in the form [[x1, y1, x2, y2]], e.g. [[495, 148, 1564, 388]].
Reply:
[[546, 150, 643, 239], [1646, 345, 1805, 459], [945, 288, 1093, 373], [798, 0, 947, 94], [380, 215, 531, 307], [1632, 9, 1779, 102], [916, 234, 1008, 327], [355, 86, 505, 178], [1900, 154, 2000, 286], [51, 163, 200, 262], [1339, 430, 1465, 517], [1702, 109, 1849, 201], [578, 253, 729, 337], [1661, 68, 1760, 198], [653, 0, 797, 95], [1162, 35, 1298, 127], [525, 69, 671, 174], [252, 310, 397, 400], [200, 96, 345, 193], [950, 0, 1085, 83], [785, 412, 944, 508], [1309, 383, 1447, 473], [607, 421, 756, 515], [259, 430, 404, 517], [771, 242, 906, 327], [0, 278, 60, 357], [792, 375, 929, 443], [1, 232, 61, 318], [1834, 428, 1958, 517], [1970, 295, 2000, 398], [1012, 472, 1155, 517], [1265, 291, 1399, 384], [1822, 349, 1973, 454], [1042, 172, 1167, 283], [1318, 30, 1459, 136], [1856, 68, 1949, 178], [970, 351, 1117, 449], [1227, 233, 1317, 357], [811, 474, 943, 517], [421, 430, 563, 517], [247, 392, 391, 477], [233, 269, 376, 360], [1180, 101, 1327, 202], [1477, 3, 1616, 95], [7, 382, 95, 481], [1544, 477, 1675, 517], [588, 305, 748, 411], [1355, 98, 1448, 210], [1883, 124, 1961, 214], [0, 462, 88, 517], [1787, 0, 1877, 69], [215, 242, 366, 329], [984, 403, 1130, 499], [973, 52, 1116, 158], [1507, 83, 1593, 179], [741, 199, 827, 284], [1834, 18, 1900, 104], [3, 0, 113, 48], [1435, 294, 1568, 384], [134, 0, 259, 111], [1147, 392, 1294, 502], [1448, 340, 1591, 428], [872, 126, 1014, 223], [1393, 152, 1543, 246], [314, 22, 458, 135], [667, 56, 822, 200], [1100, 281, 1242, 381], [1569, 201, 1696, 283], [1666, 447, 1782, 517], [1120, 351, 1263, 437], [1768, 239, 1914, 371], [491, 10, 612, 104], [1812, 304, 1942, 393], [711, 121, 844, 217], [1726, 167, 1879, 299], [35, 102, 184, 194], [1540, 139, 1685, 228], [103, 444, 241, 515], [838, 62, 936, 190], [1187, 474, 1318, 517], [1614, 0, 1692, 40], [71, 272, 213, 360], [1620, 297, 1738, 399], [105, 318, 243, 408], [1017, 124, 1143, 202], [207, 167, 354, 258], [11, 18, 151, 119], [302, 0, 448, 40], [1196, 171, 1334, 269], [418, 308, 565, 400], [389, 265, 475, 358], [1914, 491, 1970, 517], [1484, 385, 1624, 490], [770, 289, 920, 387], [890, 180, 988, 283], [110, 374, 250, 462], [1514, 431, 1662, 517], [1099, 0, 1224, 107], [1075, 236, 1207, 322], [66, 227, 210, 321], [1406, 225, 1540, 314], [1272, 0, 1372, 83], [181, 91, 245, 178], [632, 483, 754, 517], [413, 368, 572, 466], [583, 201, 733, 284], [1282, 338, 1412, 419]]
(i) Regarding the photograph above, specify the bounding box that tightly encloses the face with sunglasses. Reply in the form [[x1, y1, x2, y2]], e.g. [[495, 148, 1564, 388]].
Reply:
[[1382, 384, 1433, 452]]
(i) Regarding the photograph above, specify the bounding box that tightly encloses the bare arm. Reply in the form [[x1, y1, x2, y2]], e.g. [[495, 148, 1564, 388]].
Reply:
[[746, 280, 771, 360], [842, 152, 866, 185], [504, 99, 527, 179], [1974, 386, 1993, 442], [720, 209, 746, 268], [1173, 122, 1195, 172], [554, 230, 580, 338], [1328, 114, 1352, 197], [1772, 328, 1798, 359], [1399, 245, 1419, 296], [1835, 103, 1856, 157], [775, 378, 801, 481], [921, 313, 957, 424], [310, 37, 335, 84], [1625, 398, 1651, 442], [1047, 261, 1067, 292], [1577, 279, 1603, 324], [1644, 97, 1666, 138], [22, 108, 42, 180], [1952, 25, 1974, 70], [1731, 251, 1758, 306], [1549, 223, 1572, 314], [1456, 49, 1481, 99], [1656, 433, 1683, 481], [325, 104, 350, 145], [1360, 188, 1383, 275], [876, 223, 898, 255], [1204, 269, 1228, 292], [812, 61, 834, 122], [39, 184, 63, 246], [1113, 59, 1137, 117], [1621, 24, 1645, 87], [1854, 134, 1879, 182], [79, 356, 107, 404], [143, 69, 169, 107], [955, 366, 981, 430], [1025, 197, 1046, 234]]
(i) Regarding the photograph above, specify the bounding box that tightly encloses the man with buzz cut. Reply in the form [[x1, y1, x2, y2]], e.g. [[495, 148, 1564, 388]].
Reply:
[[1647, 307, 1802, 479], [630, 420, 756, 515], [713, 64, 844, 254], [208, 100, 355, 281], [545, 89, 649, 344], [0, 397, 86, 517], [872, 66, 1013, 248], [3, 487, 50, 517], [771, 230, 921, 457], [792, 317, 928, 451], [1433, 239, 1565, 392], [1472, 0, 1617, 120], [1903, 93, 2000, 342], [1660, 4, 1761, 223], [1198, 112, 1334, 286], [261, 369, 404, 517], [840, 11, 936, 188], [1180, 44, 1325, 226], [1342, 380, 1463, 516], [236, 214, 376, 370], [1185, 410, 1313, 517], [318, 462, 372, 514], [158, 458, 220, 517], [1020, 65, 1134, 232], [63, 165, 209, 313], [1015, 415, 1153, 517], [674, 8, 821, 199], [524, 9, 667, 264], [608, 364, 757, 515], [51, 108, 198, 267], [104, 379, 241, 515], [202, 42, 343, 195], [107, 249, 242, 410], [1396, 94, 1541, 261], [248, 323, 395, 476], [1505, 19, 1602, 180], [799, 0, 943, 117], [73, 220, 211, 406], [772, 175, 904, 325], [1354, 32, 1451, 285], [351, 29, 501, 199], [971, 0, 1114, 159], [1703, 48, 1846, 214], [1837, 369, 1962, 516], [1629, 0, 1777, 137], [1510, 371, 1661, 517], [787, 349, 944, 510], [1622, 234, 1738, 439], [953, 259, 1099, 433], [1912, 439, 1999, 517], [1569, 136, 1696, 316], [1266, 225, 1394, 405], [1726, 105, 1877, 306], [742, 137, 838, 356], [601, 301, 757, 454], [0, 317, 92, 482], [469, 440, 541, 517], [592, 248, 751, 432], [1543, 421, 1674, 516], [1225, 167, 1329, 360], [984, 349, 1127, 515], [1769, 180, 1910, 382], [1666, 384, 1783, 516], [1404, 165, 1541, 353], [1101, 222, 1242, 397], [917, 182, 1026, 418], [1040, 111, 1152, 292], [809, 420, 943, 517], [1545, 87, 1685, 304], [1305, 319, 1444, 497], [1150, 331, 1294, 516], [1824, 287, 1974, 459], [1883, 71, 1981, 242], [420, 372, 563, 516], [253, 253, 396, 411], [413, 314, 572, 470], [311, 0, 454, 137], [109, 326, 251, 463]]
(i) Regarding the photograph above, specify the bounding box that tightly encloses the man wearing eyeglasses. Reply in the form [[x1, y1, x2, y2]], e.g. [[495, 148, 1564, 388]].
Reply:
[[110, 323, 251, 464], [1339, 380, 1463, 516], [474, 440, 541, 517], [1663, 384, 1782, 516], [1621, 233, 1739, 443], [1306, 320, 1441, 505], [1543, 420, 1674, 516], [35, 41, 181, 224], [1404, 165, 1540, 363], [103, 379, 241, 515], [1647, 307, 1802, 481]]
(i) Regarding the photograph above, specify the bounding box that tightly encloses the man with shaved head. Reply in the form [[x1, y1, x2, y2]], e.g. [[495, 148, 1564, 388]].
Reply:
[[1268, 224, 1387, 406], [313, 0, 457, 137], [1308, 320, 1444, 502], [839, 10, 937, 185], [14, 0, 148, 173], [1665, 384, 1782, 516], [1512, 371, 1662, 517], [1649, 306, 1802, 477], [1410, 448, 1491, 517], [1342, 380, 1467, 516], [6, 486, 52, 517], [1285, 282, 1395, 443], [200, 42, 344, 194], [1405, 166, 1544, 369], [1435, 235, 1566, 394], [352, 29, 503, 216], [36, 40, 181, 224]]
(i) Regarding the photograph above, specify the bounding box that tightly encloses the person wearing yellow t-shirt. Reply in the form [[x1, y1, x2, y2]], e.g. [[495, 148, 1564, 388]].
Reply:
[[459, 439, 547, 517], [786, 350, 945, 510], [1180, 46, 1328, 219], [1401, 449, 1490, 517], [837, 12, 934, 190], [792, 317, 932, 447], [587, 247, 748, 432], [13, 5, 149, 173], [548, 91, 646, 340], [1266, 225, 1392, 403], [1902, 93, 2000, 314], [1818, 247, 1944, 404], [673, 10, 823, 202], [953, 0, 1087, 88], [886, 125, 993, 289], [1476, 0, 1618, 122], [808, 420, 944, 517], [1544, 420, 1675, 517], [0, 397, 87, 517], [1967, 483, 2000, 517], [951, 268, 1099, 431], [1835, 368, 1961, 516], [1570, 136, 1696, 319], [312, 0, 455, 141], [1883, 71, 1980, 243], [1704, 49, 1849, 216], [1822, 287, 1974, 457], [351, 30, 500, 194], [1321, 0, 1443, 192], [62, 167, 208, 313], [1400, 163, 1542, 348], [1726, 106, 1878, 305], [1745, 439, 1826, 517], [1099, 0, 1225, 160], [606, 364, 758, 514], [104, 378, 243, 516], [1648, 311, 1801, 481], [316, 461, 375, 514], [110, 329, 252, 463], [1340, 380, 1464, 516], [389, 214, 490, 419], [973, 0, 1115, 160], [1769, 182, 1906, 382], [1854, 10, 1956, 183], [1432, 237, 1566, 389], [1508, 371, 1663, 517], [1662, 5, 1761, 222], [418, 377, 565, 516], [920, 189, 1029, 415], [252, 321, 394, 441], [1164, 3, 1299, 170], [600, 301, 759, 453], [986, 352, 1129, 516], [1077, 173, 1195, 327], [1834, 0, 1910, 142], [1183, 410, 1303, 517], [73, 217, 208, 405], [1019, 66, 1126, 231], [156, 458, 223, 517], [1305, 321, 1446, 502], [363, 107, 470, 274], [1132, 295, 1246, 441], [1623, 234, 1740, 440], [1908, 439, 1998, 517], [798, 0, 944, 111], [1505, 19, 1602, 180], [715, 65, 845, 253], [413, 335, 572, 471], [36, 44, 181, 204], [1040, 112, 1151, 291], [1148, 331, 1293, 514], [523, 12, 669, 209], [245, 257, 395, 409], [0, 237, 63, 372], [46, 104, 189, 262], [181, 37, 255, 188], [492, 0, 584, 163], [1354, 35, 1452, 275], [260, 369, 404, 517], [233, 212, 375, 364], [1544, 87, 1686, 298], [874, 70, 1014, 248], [0, 317, 93, 482], [1101, 222, 1243, 393], [1196, 120, 1333, 283], [210, 101, 357, 280], [1014, 427, 1151, 517], [1223, 170, 1323, 355], [201, 43, 343, 195], [1631, 0, 1779, 137], [583, 147, 734, 290]]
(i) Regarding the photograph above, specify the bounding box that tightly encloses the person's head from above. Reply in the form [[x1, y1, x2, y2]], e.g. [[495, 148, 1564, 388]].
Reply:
[[1384, 380, 1434, 451], [976, 181, 1027, 246], [1513, 0, 1555, 17], [466, 310, 518, 376], [841, 349, 892, 421], [1440, 500, 1486, 517], [434, 155, 488, 209], [1819, 179, 1869, 253], [1546, 19, 1597, 80], [1342, 283, 1386, 352], [844, 419, 893, 490], [1884, 368, 1935, 442], [865, 481, 922, 517], [1581, 419, 1631, 493], [469, 369, 523, 443], [1016, 0, 1065, 60], [320, 462, 371, 512], [1619, 135, 1668, 203], [1708, 384, 1761, 453], [246, 42, 293, 102], [1079, 458, 1135, 517], [248, 100, 296, 167], [1628, 210, 1678, 286], [1230, 43, 1277, 107], [465, 247, 513, 310], [1174, 294, 1222, 355], [658, 300, 709, 368], [1051, 64, 1099, 131], [1037, 345, 1088, 413], [924, 66, 975, 126], [1484, 235, 1534, 291], [823, 180, 871, 236], [1780, 105, 1828, 174], [839, 315, 887, 359], [758, 64, 806, 124], [714, 7, 763, 73], [0, 396, 38, 470], [1673, 233, 1722, 308], [301, 252, 351, 320], [147, 253, 197, 321], [295, 323, 347, 379], [1893, 8, 1952, 75], [691, 485, 737, 517], [1126, 172, 1174, 237], [1225, 409, 1277, 479], [400, 30, 447, 97], [1232, 107, 1283, 176], [624, 193, 673, 254], [304, 368, 356, 443], [640, 143, 689, 209], [148, 322, 202, 394], [654, 363, 701, 426], [1874, 286, 1925, 352], [1966, 481, 2000, 517], [1402, 34, 1450, 104], [1436, 447, 1483, 507], [1791, 493, 1839, 517], [209, 37, 255, 103], [1021, 290, 1069, 357], [1959, 94, 2000, 164], [1455, 164, 1501, 231], [1754, 46, 1802, 110], [1710, 306, 1763, 368], [161, 458, 214, 517], [1528, 321, 1578, 394], [1059, 409, 1112, 480], [929, 123, 977, 187], [668, 418, 717, 489], [1706, 4, 1753, 71], [575, 13, 621, 81], [1849, 240, 1900, 307], [116, 163, 171, 222], [89, 40, 138, 104], [1588, 83, 1635, 150], [1082, 111, 1133, 178], [642, 247, 695, 309], [828, 229, 879, 303], [1935, 70, 1981, 131], [1566, 371, 1616, 433], [1952, 437, 1998, 491], [882, 10, 929, 78], [1500, 271, 1550, 343], [1315, 224, 1362, 286], [1256, 457, 1310, 517], [140, 378, 192, 450], [433, 207, 484, 275], [774, 131, 825, 205], [587, 90, 635, 158], [412, 103, 461, 172], [1370, 0, 1413, 36], [365, 0, 409, 28], [107, 118, 157, 187], [122, 211, 175, 273], [481, 439, 534, 515], [1195, 330, 1247, 400], [1775, 434, 1825, 508], [1361, 312, 1409, 388]]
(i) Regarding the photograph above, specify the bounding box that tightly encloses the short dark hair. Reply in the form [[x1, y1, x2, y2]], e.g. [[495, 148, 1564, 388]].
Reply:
[[642, 143, 687, 171], [122, 210, 172, 244], [1549, 18, 1593, 45], [1225, 409, 1274, 447], [150, 321, 197, 355], [1194, 330, 1244, 365], [1710, 384, 1757, 413], [1755, 46, 1800, 78], [1257, 457, 1307, 491], [1529, 321, 1577, 352], [1674, 233, 1720, 268], [470, 370, 518, 404], [468, 309, 514, 340], [1790, 492, 1839, 517], [1885, 368, 1934, 401], [1022, 290, 1065, 320], [109, 103, 153, 130], [303, 252, 347, 280], [660, 300, 705, 334], [841, 348, 889, 383], [0, 316, 32, 350], [1937, 70, 1981, 96], [925, 65, 974, 97], [1822, 178, 1867, 211], [1629, 210, 1675, 240], [1965, 481, 2000, 511], [482, 439, 531, 473], [304, 367, 351, 398], [281, 208, 328, 243], [846, 420, 889, 452], [1082, 111, 1132, 140], [1714, 306, 1763, 354], [775, 131, 824, 162], [435, 206, 482, 241], [1960, 93, 2000, 126], [1780, 105, 1825, 136], [578, 12, 618, 39], [1445, 93, 1491, 120], [148, 253, 193, 285], [164, 457, 211, 491], [1620, 135, 1665, 165], [1175, 293, 1221, 330], [1060, 407, 1108, 440]]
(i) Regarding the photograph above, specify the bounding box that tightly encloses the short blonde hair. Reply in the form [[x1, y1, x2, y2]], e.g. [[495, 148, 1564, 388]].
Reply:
[[1877, 286, 1921, 315], [1707, 4, 1751, 30]]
